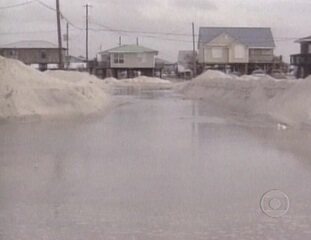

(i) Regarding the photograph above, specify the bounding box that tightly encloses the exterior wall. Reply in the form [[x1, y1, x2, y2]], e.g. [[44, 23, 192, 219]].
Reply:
[[198, 33, 248, 64], [110, 52, 156, 69], [97, 53, 111, 68], [229, 44, 249, 63], [0, 48, 65, 64]]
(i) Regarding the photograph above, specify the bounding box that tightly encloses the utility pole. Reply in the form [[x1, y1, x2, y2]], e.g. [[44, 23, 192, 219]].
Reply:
[[56, 0, 64, 69], [84, 4, 91, 68], [66, 22, 69, 69], [119, 36, 122, 46], [192, 22, 197, 77], [66, 22, 69, 57]]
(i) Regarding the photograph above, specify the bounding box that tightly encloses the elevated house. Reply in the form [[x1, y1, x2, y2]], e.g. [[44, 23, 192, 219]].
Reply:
[[198, 27, 275, 74], [96, 44, 158, 79], [65, 55, 87, 70], [291, 36, 311, 78], [0, 40, 66, 71], [177, 50, 197, 79], [155, 58, 177, 78]]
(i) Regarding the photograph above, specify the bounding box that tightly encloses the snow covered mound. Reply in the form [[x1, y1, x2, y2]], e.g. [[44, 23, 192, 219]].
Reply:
[[0, 56, 108, 120], [103, 76, 173, 89], [118, 76, 172, 84], [46, 70, 109, 91], [181, 70, 311, 126], [195, 70, 233, 80]]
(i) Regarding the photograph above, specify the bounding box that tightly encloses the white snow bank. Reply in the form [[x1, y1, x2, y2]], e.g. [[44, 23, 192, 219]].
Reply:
[[46, 70, 110, 91], [103, 76, 173, 89], [0, 57, 109, 120], [181, 70, 311, 126], [118, 76, 172, 84]]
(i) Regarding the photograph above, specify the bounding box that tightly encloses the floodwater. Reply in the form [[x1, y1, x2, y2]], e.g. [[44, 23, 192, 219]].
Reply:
[[1, 89, 311, 240]]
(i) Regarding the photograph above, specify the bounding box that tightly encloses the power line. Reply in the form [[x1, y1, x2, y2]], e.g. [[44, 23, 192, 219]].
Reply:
[[90, 20, 192, 37], [35, 0, 56, 12], [0, 1, 303, 45], [0, 0, 35, 10], [0, 30, 57, 35]]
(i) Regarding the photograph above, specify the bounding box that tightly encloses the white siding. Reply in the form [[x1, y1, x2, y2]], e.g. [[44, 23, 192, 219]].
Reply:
[[198, 33, 248, 64], [110, 52, 156, 68]]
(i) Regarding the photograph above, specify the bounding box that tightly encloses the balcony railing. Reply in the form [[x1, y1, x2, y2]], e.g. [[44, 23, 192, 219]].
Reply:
[[249, 55, 274, 63], [291, 54, 311, 65]]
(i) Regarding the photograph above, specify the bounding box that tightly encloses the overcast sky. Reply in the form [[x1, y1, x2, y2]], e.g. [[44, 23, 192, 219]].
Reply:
[[1, 0, 311, 62]]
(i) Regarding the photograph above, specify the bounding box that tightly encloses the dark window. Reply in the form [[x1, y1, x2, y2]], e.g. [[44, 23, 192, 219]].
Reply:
[[114, 53, 124, 64]]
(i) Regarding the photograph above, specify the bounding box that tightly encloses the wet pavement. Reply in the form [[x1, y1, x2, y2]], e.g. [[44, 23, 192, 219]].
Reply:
[[1, 89, 311, 239]]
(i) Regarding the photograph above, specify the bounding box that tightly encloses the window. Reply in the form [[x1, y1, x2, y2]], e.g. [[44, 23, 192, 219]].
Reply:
[[211, 47, 223, 59], [114, 53, 124, 64], [234, 45, 245, 59]]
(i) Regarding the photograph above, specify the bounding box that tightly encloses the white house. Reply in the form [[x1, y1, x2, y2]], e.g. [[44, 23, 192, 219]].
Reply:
[[198, 27, 275, 74], [97, 44, 158, 78]]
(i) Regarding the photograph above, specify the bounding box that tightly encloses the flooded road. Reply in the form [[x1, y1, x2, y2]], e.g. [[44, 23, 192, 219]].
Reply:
[[1, 90, 311, 240]]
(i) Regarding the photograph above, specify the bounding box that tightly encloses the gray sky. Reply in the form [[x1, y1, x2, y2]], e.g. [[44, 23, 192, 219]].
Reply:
[[1, 0, 311, 62]]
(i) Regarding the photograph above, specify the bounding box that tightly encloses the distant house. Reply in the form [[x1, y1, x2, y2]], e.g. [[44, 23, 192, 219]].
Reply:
[[291, 36, 311, 78], [96, 44, 158, 78], [198, 27, 275, 74], [65, 55, 87, 70], [0, 40, 66, 71], [177, 50, 197, 79], [155, 58, 177, 78]]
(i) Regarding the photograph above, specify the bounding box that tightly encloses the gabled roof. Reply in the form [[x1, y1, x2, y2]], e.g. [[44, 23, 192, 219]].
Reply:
[[295, 36, 311, 43], [0, 40, 65, 49], [199, 27, 275, 48], [101, 44, 158, 54]]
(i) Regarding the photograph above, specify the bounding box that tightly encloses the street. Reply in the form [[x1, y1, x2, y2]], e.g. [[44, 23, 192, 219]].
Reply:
[[0, 89, 311, 240]]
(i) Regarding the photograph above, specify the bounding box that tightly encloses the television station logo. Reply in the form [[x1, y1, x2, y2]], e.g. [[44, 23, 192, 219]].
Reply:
[[260, 190, 290, 218]]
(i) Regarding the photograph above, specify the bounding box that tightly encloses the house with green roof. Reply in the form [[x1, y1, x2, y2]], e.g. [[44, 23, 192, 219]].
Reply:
[[97, 44, 158, 78]]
